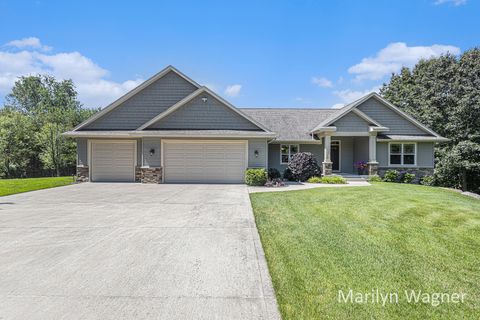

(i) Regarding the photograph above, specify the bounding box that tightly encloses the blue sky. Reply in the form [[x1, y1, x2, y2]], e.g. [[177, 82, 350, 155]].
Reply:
[[0, 0, 478, 109]]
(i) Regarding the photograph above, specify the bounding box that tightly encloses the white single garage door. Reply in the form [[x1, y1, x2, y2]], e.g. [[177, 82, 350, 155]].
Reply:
[[163, 140, 247, 183], [91, 141, 136, 182]]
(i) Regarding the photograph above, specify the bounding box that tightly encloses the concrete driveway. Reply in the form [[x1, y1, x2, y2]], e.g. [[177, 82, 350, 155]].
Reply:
[[0, 183, 279, 320]]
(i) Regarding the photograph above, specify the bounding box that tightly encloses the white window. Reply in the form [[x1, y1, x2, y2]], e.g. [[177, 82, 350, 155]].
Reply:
[[280, 144, 299, 164], [389, 143, 416, 166]]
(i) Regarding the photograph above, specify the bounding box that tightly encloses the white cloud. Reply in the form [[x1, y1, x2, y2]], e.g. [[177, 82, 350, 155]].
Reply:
[[348, 42, 460, 80], [434, 0, 466, 6], [5, 37, 52, 51], [333, 85, 381, 103], [224, 84, 242, 97], [0, 38, 143, 108], [331, 103, 345, 109], [312, 76, 333, 88]]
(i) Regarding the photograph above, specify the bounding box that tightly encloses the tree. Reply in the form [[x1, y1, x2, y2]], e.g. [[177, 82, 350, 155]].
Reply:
[[452, 49, 480, 144], [0, 109, 35, 178], [380, 54, 459, 141], [435, 141, 480, 192], [380, 48, 480, 192], [2, 75, 97, 177]]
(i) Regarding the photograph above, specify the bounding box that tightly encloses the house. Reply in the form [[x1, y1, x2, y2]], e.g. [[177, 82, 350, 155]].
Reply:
[[64, 66, 448, 183]]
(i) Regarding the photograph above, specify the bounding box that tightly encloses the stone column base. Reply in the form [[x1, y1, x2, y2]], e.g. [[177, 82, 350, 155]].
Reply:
[[138, 167, 162, 184], [367, 162, 378, 176], [76, 166, 89, 182], [322, 162, 333, 176]]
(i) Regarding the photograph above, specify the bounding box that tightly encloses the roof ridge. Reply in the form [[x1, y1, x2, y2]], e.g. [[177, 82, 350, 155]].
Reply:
[[239, 107, 336, 110]]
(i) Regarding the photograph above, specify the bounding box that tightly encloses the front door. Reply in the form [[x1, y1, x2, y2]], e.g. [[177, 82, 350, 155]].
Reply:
[[331, 141, 340, 172]]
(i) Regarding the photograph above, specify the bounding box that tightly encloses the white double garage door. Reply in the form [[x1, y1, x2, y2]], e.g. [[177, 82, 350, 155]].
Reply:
[[90, 140, 247, 183]]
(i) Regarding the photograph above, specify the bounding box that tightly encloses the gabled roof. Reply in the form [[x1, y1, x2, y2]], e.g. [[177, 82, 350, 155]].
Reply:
[[72, 66, 201, 131], [137, 86, 273, 133], [311, 92, 444, 138], [66, 66, 448, 143], [241, 108, 336, 141]]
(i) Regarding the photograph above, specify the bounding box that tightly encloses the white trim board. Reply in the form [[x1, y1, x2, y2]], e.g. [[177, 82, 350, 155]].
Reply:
[[73, 66, 201, 131]]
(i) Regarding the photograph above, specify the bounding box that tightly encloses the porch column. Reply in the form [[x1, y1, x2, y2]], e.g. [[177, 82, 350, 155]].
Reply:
[[322, 135, 333, 176], [367, 133, 378, 176]]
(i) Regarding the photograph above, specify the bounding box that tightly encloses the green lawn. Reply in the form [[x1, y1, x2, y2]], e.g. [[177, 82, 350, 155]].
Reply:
[[0, 176, 74, 196], [250, 183, 480, 320]]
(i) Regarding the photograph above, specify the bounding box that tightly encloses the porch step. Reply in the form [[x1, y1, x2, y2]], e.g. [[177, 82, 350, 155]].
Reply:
[[335, 174, 369, 182]]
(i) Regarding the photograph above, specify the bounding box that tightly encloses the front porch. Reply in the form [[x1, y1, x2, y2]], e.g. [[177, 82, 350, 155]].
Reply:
[[321, 135, 378, 176]]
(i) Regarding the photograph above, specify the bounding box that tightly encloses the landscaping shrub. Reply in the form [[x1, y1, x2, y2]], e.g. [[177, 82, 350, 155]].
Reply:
[[245, 168, 267, 186], [383, 170, 400, 182], [420, 175, 435, 186], [368, 174, 382, 182], [402, 172, 416, 184], [307, 176, 347, 184], [307, 176, 322, 183], [320, 176, 347, 184], [268, 168, 281, 179], [283, 168, 295, 181], [287, 152, 321, 182]]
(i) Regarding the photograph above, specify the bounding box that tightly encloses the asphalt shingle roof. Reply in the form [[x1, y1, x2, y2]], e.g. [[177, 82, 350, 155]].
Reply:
[[240, 108, 337, 141]]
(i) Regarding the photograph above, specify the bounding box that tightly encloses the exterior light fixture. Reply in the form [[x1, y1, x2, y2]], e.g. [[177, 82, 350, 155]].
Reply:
[[149, 148, 155, 156], [254, 150, 259, 158], [201, 97, 208, 103]]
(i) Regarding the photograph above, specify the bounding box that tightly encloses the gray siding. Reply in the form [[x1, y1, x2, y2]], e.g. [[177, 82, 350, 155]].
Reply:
[[333, 137, 354, 174], [333, 112, 370, 132], [377, 142, 434, 168], [357, 98, 428, 135], [418, 142, 434, 167], [148, 93, 260, 131], [268, 143, 323, 173], [248, 138, 268, 168], [353, 137, 369, 172], [77, 138, 87, 166], [84, 71, 197, 130], [142, 138, 161, 167]]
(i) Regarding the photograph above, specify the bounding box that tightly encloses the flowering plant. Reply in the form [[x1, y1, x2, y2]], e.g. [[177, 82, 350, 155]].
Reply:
[[354, 161, 368, 169]]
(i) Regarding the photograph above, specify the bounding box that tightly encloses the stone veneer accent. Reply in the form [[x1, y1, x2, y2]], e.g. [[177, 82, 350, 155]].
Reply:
[[378, 167, 434, 183], [322, 162, 333, 176], [135, 167, 142, 182], [76, 166, 89, 182], [367, 162, 379, 176], [136, 167, 162, 184]]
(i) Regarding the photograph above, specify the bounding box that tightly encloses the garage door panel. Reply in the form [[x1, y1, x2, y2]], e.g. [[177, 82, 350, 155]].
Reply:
[[91, 141, 135, 182], [164, 141, 246, 183]]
